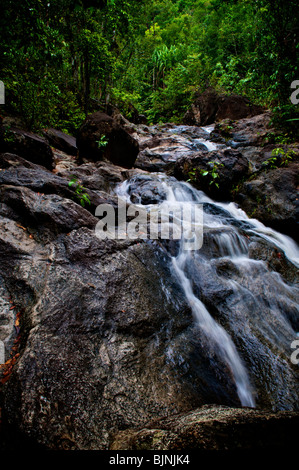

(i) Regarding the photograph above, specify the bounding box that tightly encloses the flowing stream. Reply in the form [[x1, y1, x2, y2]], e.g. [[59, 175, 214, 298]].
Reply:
[[116, 125, 299, 408], [166, 181, 256, 407]]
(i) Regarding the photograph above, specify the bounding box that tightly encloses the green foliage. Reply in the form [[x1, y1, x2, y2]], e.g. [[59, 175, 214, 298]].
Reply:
[[3, 127, 15, 143], [187, 160, 224, 189], [262, 147, 296, 170], [0, 0, 140, 129], [96, 135, 109, 148], [270, 105, 299, 141], [0, 0, 298, 131], [68, 176, 91, 207]]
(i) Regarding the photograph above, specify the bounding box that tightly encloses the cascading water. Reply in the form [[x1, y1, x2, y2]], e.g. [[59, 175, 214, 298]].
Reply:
[[172, 254, 255, 407], [116, 125, 299, 409], [166, 182, 256, 407]]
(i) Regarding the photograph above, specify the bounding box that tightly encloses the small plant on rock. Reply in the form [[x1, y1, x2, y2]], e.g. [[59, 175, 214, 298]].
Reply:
[[262, 147, 295, 169], [3, 126, 15, 143], [96, 135, 109, 149], [187, 160, 224, 189], [68, 176, 91, 208]]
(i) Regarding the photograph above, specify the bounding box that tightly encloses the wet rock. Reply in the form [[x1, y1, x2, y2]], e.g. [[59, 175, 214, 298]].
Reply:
[[139, 136, 176, 152], [248, 236, 299, 287], [1, 160, 254, 450], [205, 112, 299, 241], [172, 148, 249, 200], [210, 113, 273, 147], [58, 160, 127, 192], [126, 174, 168, 204], [0, 275, 17, 364], [0, 186, 98, 239], [134, 149, 176, 173], [110, 404, 299, 450], [76, 111, 139, 168], [0, 165, 72, 196], [235, 162, 299, 241], [0, 117, 298, 452], [1, 228, 238, 450], [0, 152, 42, 170], [135, 126, 211, 173], [42, 128, 77, 156], [0, 162, 120, 219]]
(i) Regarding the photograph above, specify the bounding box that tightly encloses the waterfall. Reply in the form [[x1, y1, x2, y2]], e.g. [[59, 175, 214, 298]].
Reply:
[[164, 180, 256, 407], [115, 125, 299, 409], [172, 254, 255, 407], [117, 176, 256, 407]]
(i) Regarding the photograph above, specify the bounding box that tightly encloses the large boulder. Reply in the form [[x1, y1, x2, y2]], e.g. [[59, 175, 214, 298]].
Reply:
[[210, 112, 274, 148], [0, 157, 122, 225], [42, 128, 77, 156], [172, 148, 250, 200], [76, 111, 139, 168], [183, 88, 265, 126], [0, 126, 55, 170], [0, 221, 224, 450], [0, 186, 98, 237], [134, 125, 210, 173], [4, 211, 297, 450], [208, 113, 299, 241]]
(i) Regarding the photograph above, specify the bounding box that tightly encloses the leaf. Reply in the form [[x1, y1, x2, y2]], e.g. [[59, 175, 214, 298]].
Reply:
[[17, 224, 27, 231]]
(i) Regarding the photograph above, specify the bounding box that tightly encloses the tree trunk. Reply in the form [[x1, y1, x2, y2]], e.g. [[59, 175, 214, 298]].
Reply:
[[83, 49, 90, 115]]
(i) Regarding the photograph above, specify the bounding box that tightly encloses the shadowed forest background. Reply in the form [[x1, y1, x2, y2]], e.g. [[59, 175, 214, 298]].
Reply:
[[0, 0, 298, 136]]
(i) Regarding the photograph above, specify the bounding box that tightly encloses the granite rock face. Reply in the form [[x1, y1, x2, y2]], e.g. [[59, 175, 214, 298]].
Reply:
[[110, 404, 299, 451]]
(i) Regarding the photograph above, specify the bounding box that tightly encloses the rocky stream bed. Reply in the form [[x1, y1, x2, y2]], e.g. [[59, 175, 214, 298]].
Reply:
[[0, 109, 298, 451]]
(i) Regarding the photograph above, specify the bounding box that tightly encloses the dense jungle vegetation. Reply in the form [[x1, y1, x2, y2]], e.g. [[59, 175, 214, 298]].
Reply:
[[0, 0, 298, 136]]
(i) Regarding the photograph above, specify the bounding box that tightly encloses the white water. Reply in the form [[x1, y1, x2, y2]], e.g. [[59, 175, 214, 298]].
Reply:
[[193, 138, 218, 152], [188, 186, 299, 267]]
